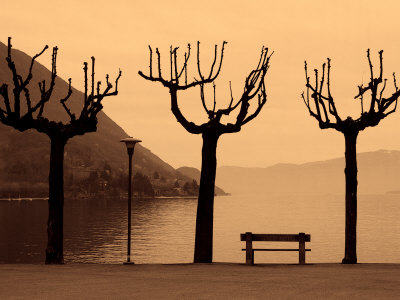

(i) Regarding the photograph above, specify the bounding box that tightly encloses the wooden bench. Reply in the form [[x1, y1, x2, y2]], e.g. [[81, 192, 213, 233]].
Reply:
[[240, 232, 311, 265]]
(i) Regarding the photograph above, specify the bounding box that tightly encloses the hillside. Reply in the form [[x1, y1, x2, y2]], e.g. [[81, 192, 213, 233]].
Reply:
[[176, 167, 228, 196], [216, 150, 400, 196], [0, 42, 200, 198]]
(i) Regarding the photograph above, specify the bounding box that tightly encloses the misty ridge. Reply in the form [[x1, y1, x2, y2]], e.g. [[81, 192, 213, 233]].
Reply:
[[216, 149, 400, 196]]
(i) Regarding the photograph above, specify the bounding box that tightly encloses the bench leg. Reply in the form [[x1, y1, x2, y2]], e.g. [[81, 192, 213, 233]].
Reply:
[[299, 232, 305, 265], [245, 232, 254, 265]]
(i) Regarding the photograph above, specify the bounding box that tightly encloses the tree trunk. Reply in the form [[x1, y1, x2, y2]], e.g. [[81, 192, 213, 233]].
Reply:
[[342, 131, 358, 264], [194, 133, 219, 263], [45, 136, 67, 264]]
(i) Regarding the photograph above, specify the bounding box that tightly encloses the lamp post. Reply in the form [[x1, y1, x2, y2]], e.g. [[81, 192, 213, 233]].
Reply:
[[120, 137, 141, 264]]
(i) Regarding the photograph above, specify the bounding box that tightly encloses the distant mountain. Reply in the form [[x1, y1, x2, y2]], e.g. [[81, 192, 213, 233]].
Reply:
[[216, 150, 400, 196], [176, 166, 228, 196], [0, 42, 197, 198]]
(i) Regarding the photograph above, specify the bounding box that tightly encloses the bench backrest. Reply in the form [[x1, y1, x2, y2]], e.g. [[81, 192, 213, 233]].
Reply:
[[240, 233, 311, 242]]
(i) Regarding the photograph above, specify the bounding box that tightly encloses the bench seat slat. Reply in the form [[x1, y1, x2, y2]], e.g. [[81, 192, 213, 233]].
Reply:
[[240, 233, 310, 242], [241, 249, 311, 251]]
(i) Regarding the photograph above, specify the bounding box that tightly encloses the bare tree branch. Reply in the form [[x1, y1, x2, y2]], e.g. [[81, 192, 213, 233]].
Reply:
[[0, 37, 122, 138], [139, 42, 271, 136], [302, 49, 399, 133], [60, 78, 74, 121]]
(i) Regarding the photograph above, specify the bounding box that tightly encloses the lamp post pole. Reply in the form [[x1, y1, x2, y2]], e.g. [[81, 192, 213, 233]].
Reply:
[[121, 137, 141, 264], [126, 146, 133, 263]]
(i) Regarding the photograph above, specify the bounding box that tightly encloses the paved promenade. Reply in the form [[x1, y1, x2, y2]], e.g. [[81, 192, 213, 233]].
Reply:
[[1, 263, 399, 299]]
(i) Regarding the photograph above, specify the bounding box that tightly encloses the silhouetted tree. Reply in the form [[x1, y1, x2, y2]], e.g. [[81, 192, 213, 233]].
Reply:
[[101, 162, 112, 180], [191, 179, 199, 190], [183, 181, 191, 192], [133, 172, 154, 197], [139, 42, 272, 263], [183, 179, 200, 196], [301, 50, 399, 264], [0, 38, 121, 264]]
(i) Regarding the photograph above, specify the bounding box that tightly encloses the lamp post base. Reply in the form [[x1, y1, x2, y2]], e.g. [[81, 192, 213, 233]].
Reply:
[[123, 261, 135, 265]]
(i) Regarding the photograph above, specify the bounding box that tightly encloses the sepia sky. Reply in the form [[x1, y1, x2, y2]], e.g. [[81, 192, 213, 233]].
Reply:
[[2, 0, 400, 169]]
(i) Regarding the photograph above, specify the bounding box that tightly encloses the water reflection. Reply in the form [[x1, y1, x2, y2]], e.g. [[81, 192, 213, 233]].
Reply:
[[0, 194, 399, 264]]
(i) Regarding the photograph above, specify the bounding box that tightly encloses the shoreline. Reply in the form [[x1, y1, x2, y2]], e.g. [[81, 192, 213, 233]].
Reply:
[[0, 194, 231, 201], [154, 195, 198, 199], [1, 263, 399, 299], [0, 197, 48, 201]]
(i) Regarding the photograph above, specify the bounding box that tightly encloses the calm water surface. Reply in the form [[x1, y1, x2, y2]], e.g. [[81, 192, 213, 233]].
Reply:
[[0, 193, 399, 264]]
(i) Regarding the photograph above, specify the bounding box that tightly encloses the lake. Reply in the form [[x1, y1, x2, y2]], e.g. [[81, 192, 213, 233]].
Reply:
[[0, 193, 399, 264]]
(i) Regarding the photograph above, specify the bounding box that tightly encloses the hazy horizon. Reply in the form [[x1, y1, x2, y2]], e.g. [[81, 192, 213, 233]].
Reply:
[[215, 149, 398, 169], [3, 0, 400, 170]]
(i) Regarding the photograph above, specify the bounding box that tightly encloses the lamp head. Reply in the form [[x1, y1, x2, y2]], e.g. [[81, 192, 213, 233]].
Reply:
[[120, 137, 142, 150]]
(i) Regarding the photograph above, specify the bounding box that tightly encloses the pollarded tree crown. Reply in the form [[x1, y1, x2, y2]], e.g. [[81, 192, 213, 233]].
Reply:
[[139, 41, 273, 136], [301, 49, 399, 134]]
